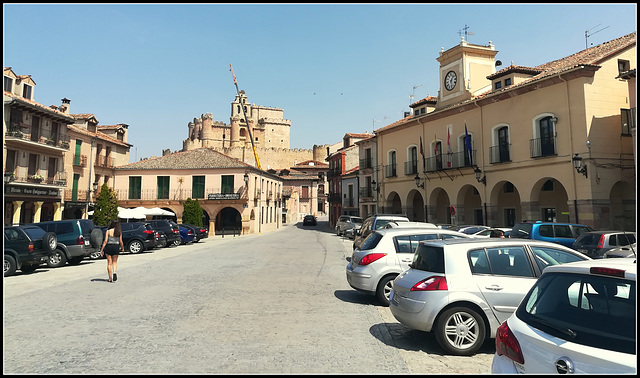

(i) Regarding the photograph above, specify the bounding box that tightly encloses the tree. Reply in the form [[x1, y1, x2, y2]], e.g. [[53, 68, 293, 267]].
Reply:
[[93, 183, 119, 226], [182, 198, 203, 227]]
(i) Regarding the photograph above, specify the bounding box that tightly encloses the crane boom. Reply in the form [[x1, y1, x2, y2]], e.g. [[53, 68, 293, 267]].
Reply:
[[229, 64, 262, 170]]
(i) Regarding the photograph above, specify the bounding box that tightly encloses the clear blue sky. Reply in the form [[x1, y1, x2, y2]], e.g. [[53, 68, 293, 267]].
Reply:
[[4, 3, 636, 163]]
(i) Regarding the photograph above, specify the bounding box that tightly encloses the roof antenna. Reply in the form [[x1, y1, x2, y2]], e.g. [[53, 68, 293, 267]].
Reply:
[[585, 24, 610, 49]]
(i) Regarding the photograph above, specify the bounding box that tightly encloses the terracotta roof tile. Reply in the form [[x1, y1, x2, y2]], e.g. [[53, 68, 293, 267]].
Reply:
[[4, 91, 75, 122], [117, 148, 252, 170]]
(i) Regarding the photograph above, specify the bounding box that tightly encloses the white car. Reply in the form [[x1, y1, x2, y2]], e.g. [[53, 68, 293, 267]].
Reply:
[[389, 238, 591, 355], [492, 257, 636, 374], [346, 228, 470, 306]]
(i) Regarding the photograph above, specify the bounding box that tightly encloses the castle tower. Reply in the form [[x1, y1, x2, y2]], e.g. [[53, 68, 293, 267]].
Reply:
[[201, 113, 213, 147]]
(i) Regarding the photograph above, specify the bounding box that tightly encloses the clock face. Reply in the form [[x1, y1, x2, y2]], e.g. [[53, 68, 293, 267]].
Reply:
[[444, 70, 457, 91]]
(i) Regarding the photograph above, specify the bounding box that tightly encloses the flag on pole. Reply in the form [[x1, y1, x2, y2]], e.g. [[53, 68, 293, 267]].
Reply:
[[464, 121, 472, 165], [434, 134, 438, 157], [447, 129, 452, 167], [419, 136, 424, 157]]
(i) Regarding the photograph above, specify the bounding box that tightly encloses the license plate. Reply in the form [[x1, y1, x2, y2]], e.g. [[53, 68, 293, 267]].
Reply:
[[84, 240, 90, 246]]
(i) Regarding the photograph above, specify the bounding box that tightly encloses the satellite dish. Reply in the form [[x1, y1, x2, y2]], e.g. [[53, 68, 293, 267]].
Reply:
[[495, 60, 502, 67]]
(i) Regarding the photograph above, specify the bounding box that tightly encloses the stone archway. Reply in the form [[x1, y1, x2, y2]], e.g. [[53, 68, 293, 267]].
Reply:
[[428, 188, 452, 225], [216, 207, 242, 236], [386, 191, 403, 214], [407, 189, 425, 221]]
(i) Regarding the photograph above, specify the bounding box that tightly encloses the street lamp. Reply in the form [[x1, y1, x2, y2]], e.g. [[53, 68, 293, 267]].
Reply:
[[474, 167, 486, 185], [572, 154, 588, 178], [414, 174, 424, 189], [244, 172, 249, 186], [93, 182, 99, 193]]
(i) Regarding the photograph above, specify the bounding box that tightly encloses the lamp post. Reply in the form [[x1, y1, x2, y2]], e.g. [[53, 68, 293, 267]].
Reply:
[[474, 167, 486, 185], [572, 154, 588, 178], [414, 174, 424, 189]]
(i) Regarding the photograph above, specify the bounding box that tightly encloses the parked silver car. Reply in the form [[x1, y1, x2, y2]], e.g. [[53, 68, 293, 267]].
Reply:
[[389, 238, 591, 355], [346, 228, 470, 306], [572, 231, 636, 259], [335, 215, 363, 236], [603, 243, 637, 258]]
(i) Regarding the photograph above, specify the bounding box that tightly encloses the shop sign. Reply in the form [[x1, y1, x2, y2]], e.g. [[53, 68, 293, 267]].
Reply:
[[208, 193, 240, 200], [4, 185, 60, 197], [64, 201, 88, 208]]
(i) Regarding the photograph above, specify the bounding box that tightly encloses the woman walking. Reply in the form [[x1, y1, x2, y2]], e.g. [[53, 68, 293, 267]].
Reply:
[[100, 220, 124, 282]]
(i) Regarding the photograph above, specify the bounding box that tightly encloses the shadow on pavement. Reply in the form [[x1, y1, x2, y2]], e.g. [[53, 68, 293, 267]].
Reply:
[[369, 322, 495, 356], [334, 289, 381, 306]]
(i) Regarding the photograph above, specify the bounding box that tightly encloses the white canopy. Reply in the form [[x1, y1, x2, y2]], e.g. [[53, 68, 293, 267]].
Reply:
[[88, 206, 174, 219]]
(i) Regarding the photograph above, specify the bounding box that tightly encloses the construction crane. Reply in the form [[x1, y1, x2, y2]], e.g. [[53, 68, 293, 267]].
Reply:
[[229, 64, 262, 170]]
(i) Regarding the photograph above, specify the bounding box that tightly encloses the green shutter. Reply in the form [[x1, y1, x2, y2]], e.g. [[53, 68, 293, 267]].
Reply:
[[72, 173, 80, 201], [192, 176, 205, 198], [74, 140, 82, 165], [157, 176, 169, 199], [221, 175, 234, 194], [129, 176, 141, 199]]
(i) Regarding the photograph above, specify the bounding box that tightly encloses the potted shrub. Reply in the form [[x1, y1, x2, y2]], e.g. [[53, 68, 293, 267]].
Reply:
[[29, 174, 44, 183]]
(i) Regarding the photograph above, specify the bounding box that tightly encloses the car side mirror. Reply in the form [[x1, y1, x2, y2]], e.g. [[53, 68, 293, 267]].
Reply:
[[345, 256, 351, 262]]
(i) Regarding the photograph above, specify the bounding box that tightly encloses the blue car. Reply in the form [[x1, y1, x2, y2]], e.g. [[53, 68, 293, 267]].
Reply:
[[509, 221, 593, 247], [178, 226, 194, 245]]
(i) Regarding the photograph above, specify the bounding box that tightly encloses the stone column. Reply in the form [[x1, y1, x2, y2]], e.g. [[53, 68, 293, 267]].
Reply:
[[53, 202, 62, 221], [519, 201, 540, 223], [33, 201, 44, 223], [11, 201, 23, 225]]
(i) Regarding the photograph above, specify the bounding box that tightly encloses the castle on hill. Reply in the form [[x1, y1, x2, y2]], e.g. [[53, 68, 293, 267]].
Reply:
[[181, 90, 328, 170]]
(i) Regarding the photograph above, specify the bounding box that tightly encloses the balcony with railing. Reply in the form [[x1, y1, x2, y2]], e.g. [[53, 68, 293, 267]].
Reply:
[[326, 168, 342, 179], [327, 193, 342, 203], [529, 137, 557, 158], [343, 198, 355, 208], [359, 158, 374, 170], [73, 154, 88, 167], [116, 187, 249, 201], [5, 123, 71, 150], [359, 186, 373, 198], [95, 155, 115, 169], [404, 160, 418, 175], [423, 150, 477, 172], [6, 169, 67, 187], [384, 164, 397, 178], [489, 145, 511, 164]]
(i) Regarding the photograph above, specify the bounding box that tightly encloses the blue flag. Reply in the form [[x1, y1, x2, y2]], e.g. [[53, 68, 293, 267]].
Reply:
[[465, 121, 472, 165]]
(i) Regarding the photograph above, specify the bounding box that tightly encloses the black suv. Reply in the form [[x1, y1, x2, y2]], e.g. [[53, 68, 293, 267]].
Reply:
[[4, 225, 58, 276], [98, 222, 157, 255], [148, 219, 181, 247], [30, 219, 103, 267]]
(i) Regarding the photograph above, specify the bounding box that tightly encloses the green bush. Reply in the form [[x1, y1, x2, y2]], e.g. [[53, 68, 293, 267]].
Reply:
[[182, 198, 203, 227], [92, 184, 119, 226]]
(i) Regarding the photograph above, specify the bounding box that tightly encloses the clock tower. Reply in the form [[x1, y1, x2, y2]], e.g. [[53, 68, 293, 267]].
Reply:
[[436, 38, 499, 110]]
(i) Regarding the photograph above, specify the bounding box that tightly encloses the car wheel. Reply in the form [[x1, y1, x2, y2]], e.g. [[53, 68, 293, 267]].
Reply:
[[128, 240, 144, 254], [89, 250, 102, 259], [90, 228, 103, 248], [172, 239, 181, 247], [376, 275, 397, 307], [42, 232, 57, 253], [434, 306, 486, 356], [4, 255, 17, 277], [20, 263, 39, 273], [47, 249, 67, 268], [157, 239, 167, 248], [68, 256, 84, 265]]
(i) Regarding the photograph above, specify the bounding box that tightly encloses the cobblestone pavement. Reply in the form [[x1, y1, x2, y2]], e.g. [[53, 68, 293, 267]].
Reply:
[[3, 216, 493, 374]]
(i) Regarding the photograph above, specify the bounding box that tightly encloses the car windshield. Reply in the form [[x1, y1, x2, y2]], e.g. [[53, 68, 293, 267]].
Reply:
[[79, 219, 95, 234], [22, 226, 46, 239], [516, 272, 636, 354], [353, 218, 363, 224], [375, 219, 405, 230]]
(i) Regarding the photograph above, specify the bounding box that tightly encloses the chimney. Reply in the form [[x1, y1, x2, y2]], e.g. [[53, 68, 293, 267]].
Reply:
[[60, 98, 71, 114]]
